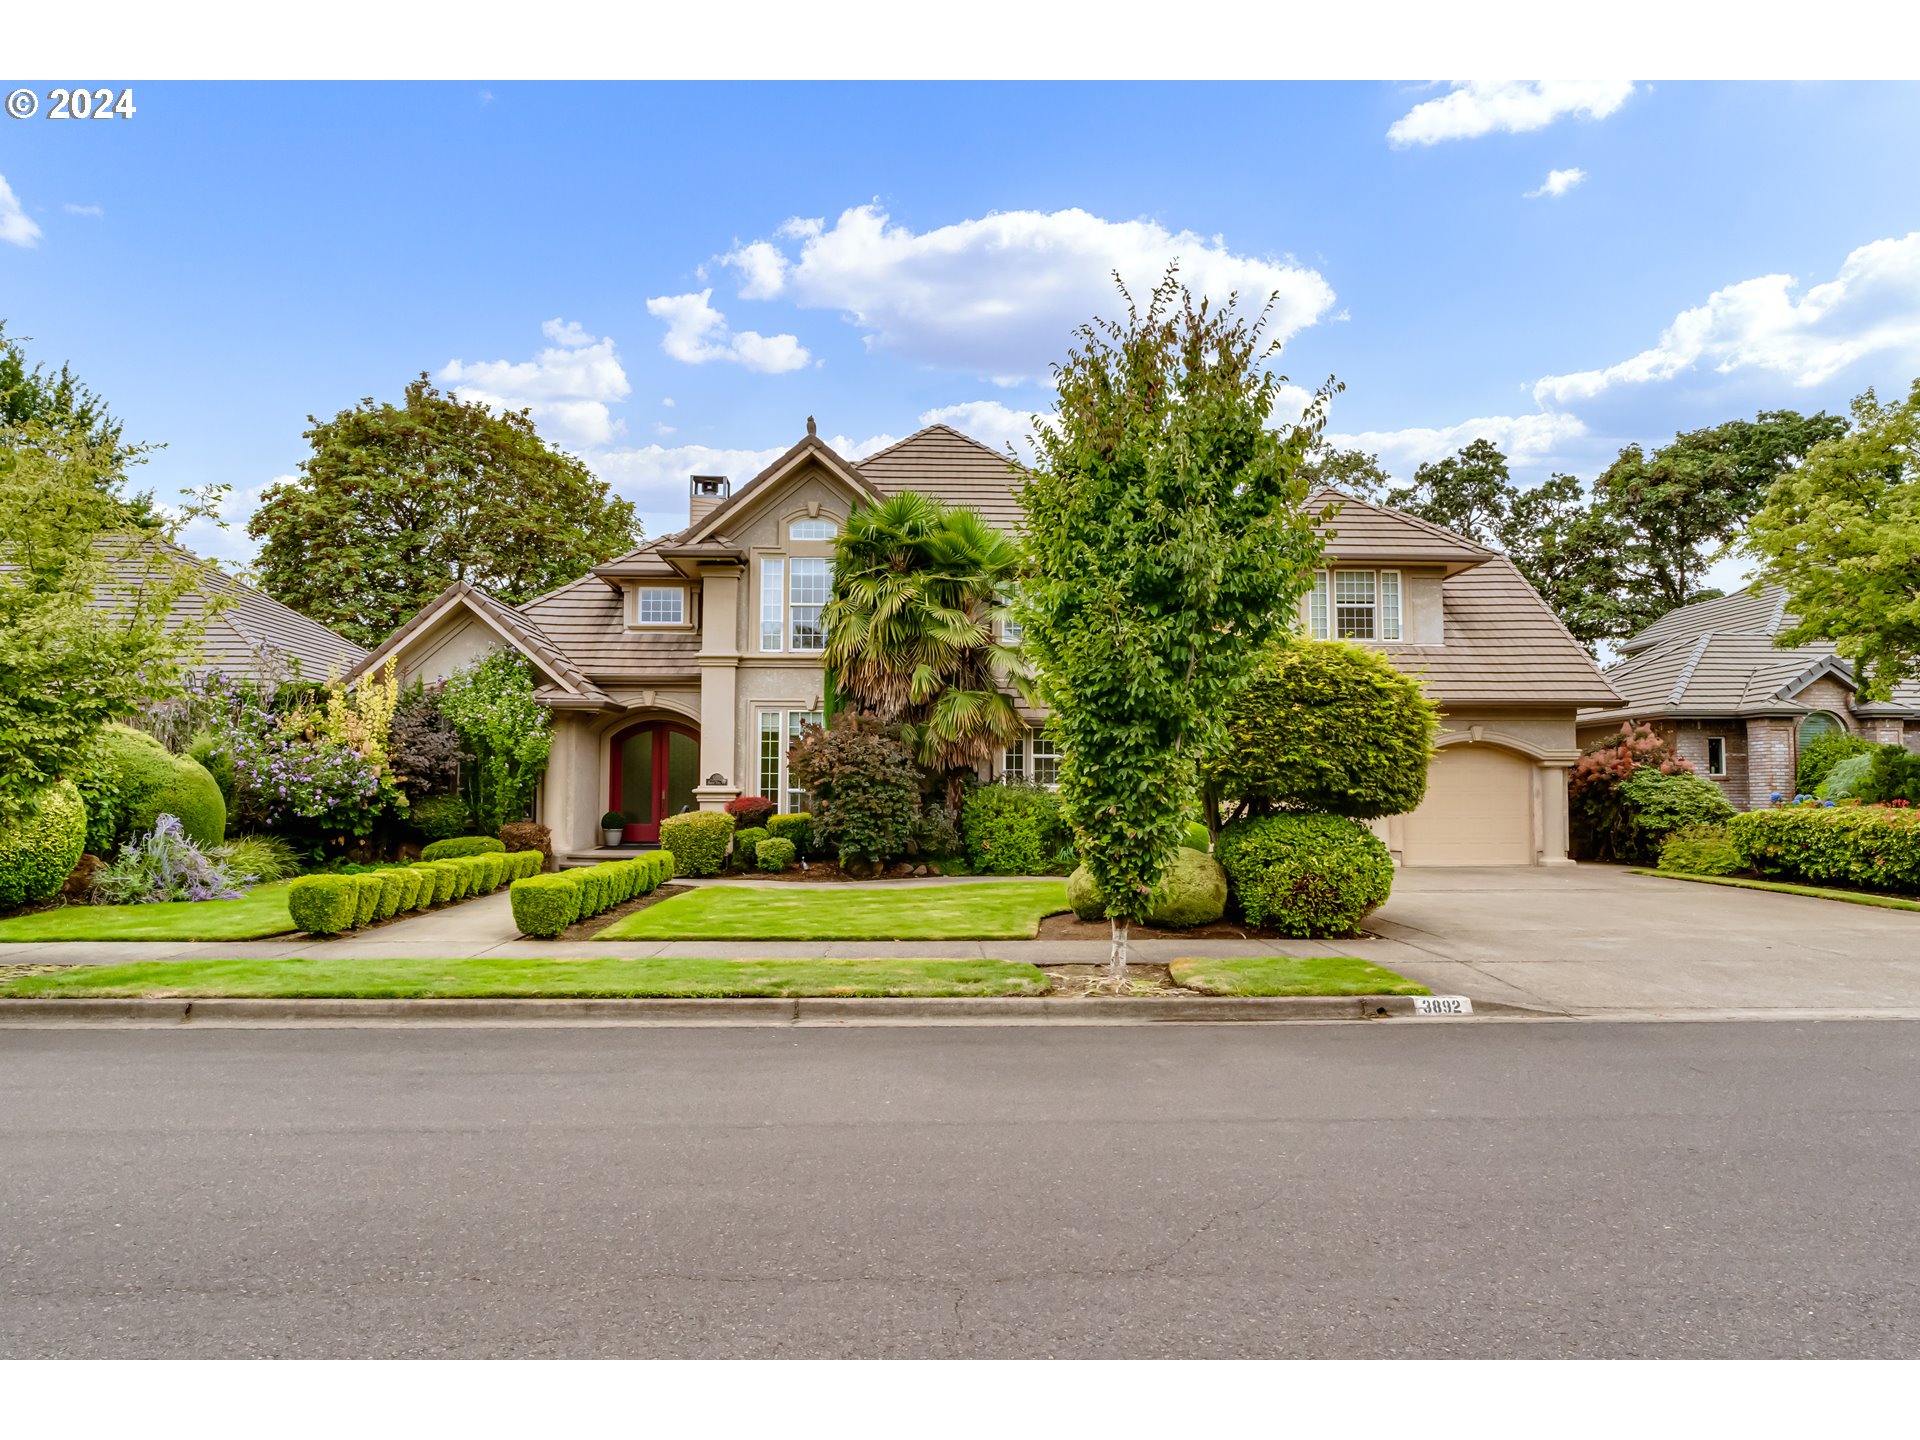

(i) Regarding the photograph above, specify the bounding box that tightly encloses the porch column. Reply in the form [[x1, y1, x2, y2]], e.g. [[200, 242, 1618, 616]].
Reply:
[[1539, 762, 1573, 865], [694, 564, 743, 811]]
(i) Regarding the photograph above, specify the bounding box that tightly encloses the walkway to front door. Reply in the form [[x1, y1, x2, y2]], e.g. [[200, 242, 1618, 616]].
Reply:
[[610, 722, 700, 843]]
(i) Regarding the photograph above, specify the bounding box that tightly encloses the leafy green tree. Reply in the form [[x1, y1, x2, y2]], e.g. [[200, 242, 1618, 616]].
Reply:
[[248, 376, 641, 647], [1746, 381, 1920, 700], [0, 418, 213, 820], [822, 490, 1030, 803], [1297, 441, 1391, 501], [1, 321, 159, 522], [438, 649, 552, 834], [1385, 437, 1515, 545], [1019, 272, 1326, 979], [1499, 471, 1626, 651]]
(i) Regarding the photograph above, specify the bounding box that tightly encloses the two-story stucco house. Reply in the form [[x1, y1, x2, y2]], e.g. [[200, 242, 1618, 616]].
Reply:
[[347, 420, 1620, 866]]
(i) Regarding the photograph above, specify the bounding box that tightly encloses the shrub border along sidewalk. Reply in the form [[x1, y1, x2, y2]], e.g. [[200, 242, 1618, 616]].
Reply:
[[289, 851, 542, 936], [1633, 868, 1920, 913], [509, 852, 676, 937]]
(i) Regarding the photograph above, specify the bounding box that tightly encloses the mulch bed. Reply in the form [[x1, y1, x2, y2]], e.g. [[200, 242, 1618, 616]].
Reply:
[[1040, 963, 1197, 997]]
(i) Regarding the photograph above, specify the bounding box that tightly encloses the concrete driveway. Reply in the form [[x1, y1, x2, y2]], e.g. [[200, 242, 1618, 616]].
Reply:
[[1360, 866, 1920, 1016]]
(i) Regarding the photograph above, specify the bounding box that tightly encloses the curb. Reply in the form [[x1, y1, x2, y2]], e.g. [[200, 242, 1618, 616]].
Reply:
[[0, 994, 1530, 1026]]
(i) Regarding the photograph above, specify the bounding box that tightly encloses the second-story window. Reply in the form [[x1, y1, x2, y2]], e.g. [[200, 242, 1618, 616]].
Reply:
[[635, 587, 684, 625], [1309, 569, 1402, 642], [760, 558, 784, 651], [789, 557, 829, 651]]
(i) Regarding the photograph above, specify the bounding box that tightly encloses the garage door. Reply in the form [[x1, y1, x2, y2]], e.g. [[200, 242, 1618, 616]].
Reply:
[[1400, 744, 1535, 866]]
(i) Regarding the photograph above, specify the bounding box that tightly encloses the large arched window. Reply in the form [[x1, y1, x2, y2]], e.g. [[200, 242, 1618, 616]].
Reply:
[[1797, 711, 1846, 747]]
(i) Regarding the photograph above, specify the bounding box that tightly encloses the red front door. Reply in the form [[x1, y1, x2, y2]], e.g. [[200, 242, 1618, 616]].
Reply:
[[610, 723, 700, 842]]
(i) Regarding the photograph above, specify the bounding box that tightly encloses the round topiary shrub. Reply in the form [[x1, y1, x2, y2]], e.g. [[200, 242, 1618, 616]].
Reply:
[[510, 873, 583, 938], [410, 793, 472, 842], [420, 835, 506, 861], [756, 836, 798, 872], [732, 826, 768, 868], [94, 724, 227, 850], [1181, 821, 1211, 853], [1067, 846, 1228, 928], [1214, 813, 1393, 937], [0, 779, 88, 909], [726, 794, 778, 829], [660, 810, 735, 877]]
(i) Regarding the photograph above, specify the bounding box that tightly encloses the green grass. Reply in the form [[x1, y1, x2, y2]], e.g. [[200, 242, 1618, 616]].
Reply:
[[0, 955, 1051, 999], [1632, 869, 1920, 912], [595, 879, 1071, 941], [1169, 955, 1430, 997], [0, 881, 299, 942]]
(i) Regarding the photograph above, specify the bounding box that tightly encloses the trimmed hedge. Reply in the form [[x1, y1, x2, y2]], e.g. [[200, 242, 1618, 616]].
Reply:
[[372, 868, 407, 921], [0, 779, 88, 909], [421, 835, 506, 861], [350, 873, 383, 927], [287, 849, 648, 937], [1215, 813, 1394, 937], [960, 784, 1069, 876], [660, 810, 734, 877], [756, 836, 797, 872], [413, 863, 456, 905], [509, 851, 677, 937], [733, 826, 769, 868], [94, 723, 227, 850], [765, 813, 815, 857], [288, 875, 359, 935], [395, 867, 425, 912], [1728, 806, 1920, 893], [477, 851, 507, 891], [1066, 846, 1228, 929], [1657, 826, 1745, 877]]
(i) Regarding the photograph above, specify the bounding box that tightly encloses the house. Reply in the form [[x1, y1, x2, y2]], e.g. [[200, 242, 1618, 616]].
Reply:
[[346, 423, 1620, 866], [91, 533, 368, 684], [1576, 585, 1920, 809]]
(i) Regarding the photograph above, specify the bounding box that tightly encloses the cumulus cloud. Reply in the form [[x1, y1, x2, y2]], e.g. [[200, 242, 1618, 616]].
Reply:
[[592, 427, 900, 535], [440, 320, 632, 448], [1525, 167, 1587, 199], [917, 400, 1043, 460], [1326, 411, 1589, 478], [0, 175, 42, 247], [1533, 231, 1920, 407], [644, 289, 811, 374], [63, 202, 105, 218], [715, 204, 1335, 385], [1388, 81, 1635, 146]]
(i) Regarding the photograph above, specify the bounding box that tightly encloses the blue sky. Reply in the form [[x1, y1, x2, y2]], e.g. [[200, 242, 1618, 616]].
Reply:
[[3, 80, 1918, 569]]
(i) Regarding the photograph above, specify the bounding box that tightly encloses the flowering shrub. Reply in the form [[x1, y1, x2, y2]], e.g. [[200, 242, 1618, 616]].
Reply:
[[91, 814, 257, 904], [1570, 722, 1696, 862], [725, 794, 777, 828], [440, 651, 552, 834]]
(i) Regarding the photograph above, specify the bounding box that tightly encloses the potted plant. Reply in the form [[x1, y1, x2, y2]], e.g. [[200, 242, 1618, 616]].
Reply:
[[600, 812, 625, 848]]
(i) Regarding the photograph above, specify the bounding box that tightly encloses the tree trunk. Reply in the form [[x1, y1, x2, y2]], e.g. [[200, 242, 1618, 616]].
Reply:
[[1107, 916, 1130, 984]]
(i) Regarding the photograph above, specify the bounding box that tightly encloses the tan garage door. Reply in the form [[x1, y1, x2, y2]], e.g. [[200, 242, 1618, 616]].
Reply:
[[1400, 744, 1535, 866]]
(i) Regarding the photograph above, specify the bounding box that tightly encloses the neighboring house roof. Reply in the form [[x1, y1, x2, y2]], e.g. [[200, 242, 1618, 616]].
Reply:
[[1585, 583, 1920, 723], [348, 579, 612, 705], [80, 534, 366, 683]]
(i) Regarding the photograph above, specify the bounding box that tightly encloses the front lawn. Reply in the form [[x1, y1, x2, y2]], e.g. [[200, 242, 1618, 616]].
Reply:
[[595, 879, 1071, 941], [0, 882, 299, 942], [0, 955, 1051, 999], [1170, 956, 1430, 997]]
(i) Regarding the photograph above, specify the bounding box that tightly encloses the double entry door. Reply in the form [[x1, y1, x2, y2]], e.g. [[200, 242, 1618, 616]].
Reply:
[[611, 723, 699, 842]]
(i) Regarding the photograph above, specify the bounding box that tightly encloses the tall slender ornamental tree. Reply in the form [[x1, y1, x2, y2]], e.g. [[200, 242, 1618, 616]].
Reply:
[[1019, 271, 1328, 979]]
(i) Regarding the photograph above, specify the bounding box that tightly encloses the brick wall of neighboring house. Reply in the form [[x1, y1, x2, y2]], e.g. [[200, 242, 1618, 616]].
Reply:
[[1797, 677, 1857, 726], [1745, 717, 1797, 809], [1908, 720, 1920, 752], [1668, 720, 1749, 807], [1859, 717, 1907, 745]]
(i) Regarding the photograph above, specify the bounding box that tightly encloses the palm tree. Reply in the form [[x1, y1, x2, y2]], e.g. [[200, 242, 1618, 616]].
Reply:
[[822, 491, 1031, 802]]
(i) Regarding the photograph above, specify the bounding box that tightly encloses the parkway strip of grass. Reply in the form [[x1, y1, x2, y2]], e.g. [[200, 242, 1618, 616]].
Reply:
[[595, 879, 1071, 941], [1169, 956, 1431, 997], [0, 882, 299, 942], [0, 955, 1052, 999], [1630, 869, 1920, 913]]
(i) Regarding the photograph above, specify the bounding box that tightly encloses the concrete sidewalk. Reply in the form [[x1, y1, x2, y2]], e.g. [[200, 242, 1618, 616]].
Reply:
[[4, 867, 1918, 1018]]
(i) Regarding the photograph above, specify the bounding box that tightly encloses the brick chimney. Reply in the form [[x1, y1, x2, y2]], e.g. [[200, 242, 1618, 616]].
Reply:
[[689, 474, 730, 527]]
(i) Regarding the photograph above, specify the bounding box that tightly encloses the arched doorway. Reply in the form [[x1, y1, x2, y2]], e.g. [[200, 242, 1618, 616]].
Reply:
[[609, 721, 699, 843]]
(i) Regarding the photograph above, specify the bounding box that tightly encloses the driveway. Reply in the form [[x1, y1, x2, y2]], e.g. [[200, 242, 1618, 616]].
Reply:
[[1358, 866, 1920, 1016]]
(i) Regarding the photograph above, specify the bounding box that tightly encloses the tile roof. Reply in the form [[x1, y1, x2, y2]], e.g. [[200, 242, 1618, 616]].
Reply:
[[80, 534, 366, 682], [857, 424, 1027, 530], [1587, 583, 1920, 720], [348, 580, 612, 704], [1307, 489, 1496, 570], [516, 571, 701, 680]]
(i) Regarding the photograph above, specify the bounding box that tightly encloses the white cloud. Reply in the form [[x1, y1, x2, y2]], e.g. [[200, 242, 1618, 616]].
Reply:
[[917, 400, 1040, 459], [1533, 231, 1920, 407], [1388, 81, 1635, 146], [440, 320, 632, 448], [722, 240, 790, 300], [63, 202, 105, 218], [643, 289, 811, 374], [721, 204, 1336, 385], [1525, 167, 1587, 199], [0, 175, 42, 248], [1326, 412, 1589, 479]]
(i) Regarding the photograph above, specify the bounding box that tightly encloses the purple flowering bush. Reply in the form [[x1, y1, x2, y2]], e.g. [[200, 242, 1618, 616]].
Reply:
[[91, 814, 258, 904]]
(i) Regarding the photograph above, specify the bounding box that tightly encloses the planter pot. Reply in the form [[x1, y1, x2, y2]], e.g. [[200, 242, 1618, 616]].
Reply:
[[620, 823, 648, 845], [603, 829, 623, 848]]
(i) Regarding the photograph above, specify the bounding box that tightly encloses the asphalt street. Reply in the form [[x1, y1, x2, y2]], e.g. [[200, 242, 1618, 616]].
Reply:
[[4, 1020, 1918, 1358]]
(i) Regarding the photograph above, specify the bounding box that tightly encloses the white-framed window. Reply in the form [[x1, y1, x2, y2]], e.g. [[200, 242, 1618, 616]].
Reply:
[[760, 557, 784, 651], [789, 557, 829, 652], [789, 518, 837, 542], [1309, 569, 1402, 642], [1706, 736, 1728, 777], [759, 707, 824, 813], [1001, 616, 1023, 644], [1003, 729, 1059, 788], [634, 586, 685, 626]]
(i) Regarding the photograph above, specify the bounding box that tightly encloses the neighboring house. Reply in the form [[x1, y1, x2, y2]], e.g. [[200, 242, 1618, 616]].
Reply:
[[1577, 585, 1920, 809], [90, 533, 368, 684], [347, 424, 1620, 866]]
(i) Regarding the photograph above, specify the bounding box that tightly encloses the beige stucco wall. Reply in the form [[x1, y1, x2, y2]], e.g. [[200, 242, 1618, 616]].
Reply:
[[397, 611, 508, 687], [1383, 705, 1580, 865]]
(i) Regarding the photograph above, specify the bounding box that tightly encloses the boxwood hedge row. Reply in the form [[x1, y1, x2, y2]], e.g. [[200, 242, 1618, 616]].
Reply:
[[508, 851, 677, 938], [287, 849, 544, 936]]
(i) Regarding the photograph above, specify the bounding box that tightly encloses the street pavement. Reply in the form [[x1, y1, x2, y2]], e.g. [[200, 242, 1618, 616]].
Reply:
[[4, 1020, 1919, 1357]]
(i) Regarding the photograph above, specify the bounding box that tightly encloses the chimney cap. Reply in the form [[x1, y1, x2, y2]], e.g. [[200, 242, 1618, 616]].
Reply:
[[690, 474, 730, 497]]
